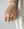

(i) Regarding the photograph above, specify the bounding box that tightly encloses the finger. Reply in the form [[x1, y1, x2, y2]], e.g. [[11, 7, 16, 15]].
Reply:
[[4, 15, 8, 24], [10, 16, 12, 19], [10, 14, 13, 19], [10, 14, 14, 21], [7, 14, 9, 22], [13, 16, 16, 20], [4, 15, 7, 22]]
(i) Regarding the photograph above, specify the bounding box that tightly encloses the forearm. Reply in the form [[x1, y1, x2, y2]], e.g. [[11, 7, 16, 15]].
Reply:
[[8, 0, 16, 3], [8, 0, 17, 6], [8, 0, 19, 8]]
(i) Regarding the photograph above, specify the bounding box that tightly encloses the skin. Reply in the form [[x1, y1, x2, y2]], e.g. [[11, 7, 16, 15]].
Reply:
[[4, 0, 18, 22]]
